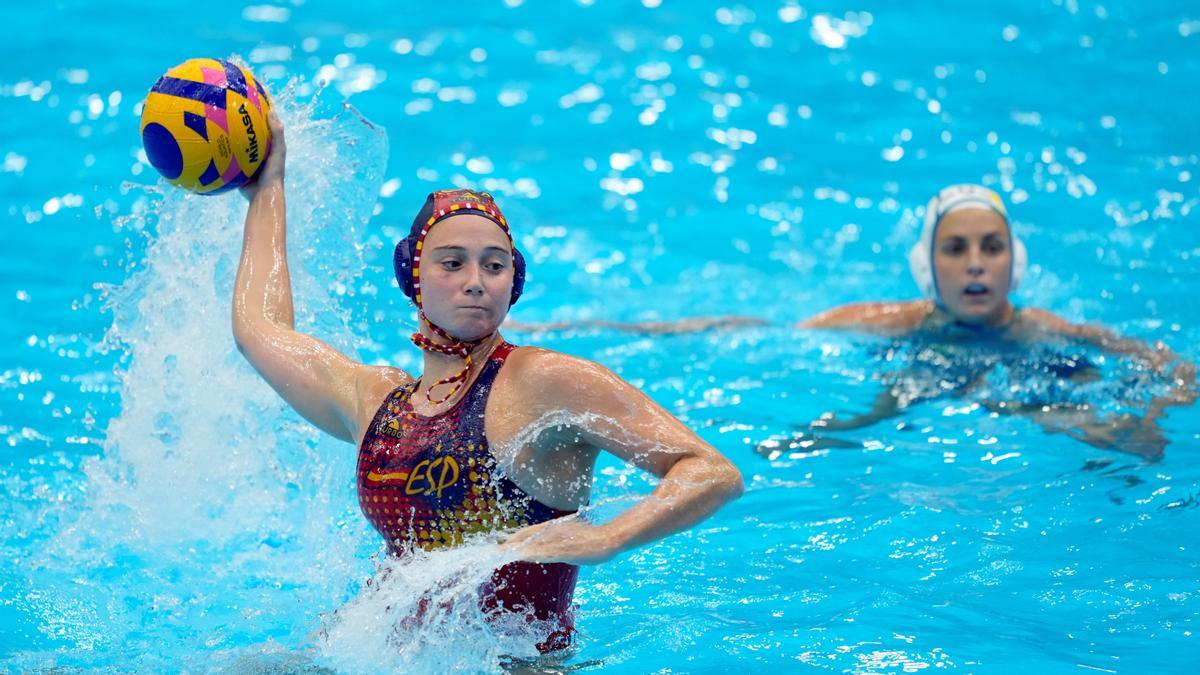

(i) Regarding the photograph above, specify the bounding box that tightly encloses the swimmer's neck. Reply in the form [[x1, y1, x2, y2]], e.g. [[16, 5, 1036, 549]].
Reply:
[[418, 329, 504, 379], [926, 302, 1016, 334]]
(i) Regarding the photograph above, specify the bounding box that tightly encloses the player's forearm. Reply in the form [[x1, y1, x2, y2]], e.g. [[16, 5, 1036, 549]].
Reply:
[[599, 453, 743, 555], [233, 181, 294, 336]]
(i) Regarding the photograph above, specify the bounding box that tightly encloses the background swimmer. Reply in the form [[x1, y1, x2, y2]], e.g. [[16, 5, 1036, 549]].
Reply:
[[793, 184, 1196, 459], [233, 114, 743, 651], [510, 184, 1194, 459]]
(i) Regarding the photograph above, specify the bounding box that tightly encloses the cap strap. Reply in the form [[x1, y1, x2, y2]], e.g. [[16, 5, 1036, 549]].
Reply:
[[410, 313, 486, 405]]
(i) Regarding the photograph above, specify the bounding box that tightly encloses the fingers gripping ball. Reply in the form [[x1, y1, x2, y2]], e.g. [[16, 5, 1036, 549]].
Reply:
[[139, 58, 273, 195]]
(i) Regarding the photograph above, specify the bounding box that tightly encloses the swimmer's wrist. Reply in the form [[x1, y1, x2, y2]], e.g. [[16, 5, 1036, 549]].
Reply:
[[594, 521, 633, 556], [245, 178, 284, 200], [240, 174, 284, 201], [255, 177, 285, 192]]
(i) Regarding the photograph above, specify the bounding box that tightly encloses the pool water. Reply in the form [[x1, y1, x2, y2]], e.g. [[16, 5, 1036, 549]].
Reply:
[[2, 1, 1198, 671]]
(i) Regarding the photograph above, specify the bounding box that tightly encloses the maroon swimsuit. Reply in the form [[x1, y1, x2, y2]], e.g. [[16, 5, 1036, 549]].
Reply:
[[356, 342, 578, 651]]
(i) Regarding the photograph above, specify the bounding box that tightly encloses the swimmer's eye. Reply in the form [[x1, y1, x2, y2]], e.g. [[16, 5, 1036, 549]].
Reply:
[[483, 261, 508, 273], [939, 238, 968, 256], [982, 237, 1008, 255], [439, 258, 464, 270]]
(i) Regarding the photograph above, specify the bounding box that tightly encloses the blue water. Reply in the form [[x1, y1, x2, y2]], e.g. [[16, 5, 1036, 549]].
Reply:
[[3, 1, 1199, 671]]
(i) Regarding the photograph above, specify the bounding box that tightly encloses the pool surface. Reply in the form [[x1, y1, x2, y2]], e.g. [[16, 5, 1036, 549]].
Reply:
[[2, 1, 1198, 671]]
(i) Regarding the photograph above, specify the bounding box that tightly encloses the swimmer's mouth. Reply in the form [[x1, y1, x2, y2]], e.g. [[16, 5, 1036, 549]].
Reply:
[[963, 283, 990, 296]]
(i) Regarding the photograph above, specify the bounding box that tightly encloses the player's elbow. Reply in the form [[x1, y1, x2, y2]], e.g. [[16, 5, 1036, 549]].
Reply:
[[231, 315, 271, 359], [231, 314, 253, 356], [711, 455, 744, 502]]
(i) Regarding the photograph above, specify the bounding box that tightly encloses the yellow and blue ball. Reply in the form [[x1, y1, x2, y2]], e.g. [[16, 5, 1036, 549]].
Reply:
[[139, 58, 273, 195]]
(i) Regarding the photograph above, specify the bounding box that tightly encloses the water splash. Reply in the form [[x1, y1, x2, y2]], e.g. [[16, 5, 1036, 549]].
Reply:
[[24, 85, 389, 669], [315, 540, 555, 672]]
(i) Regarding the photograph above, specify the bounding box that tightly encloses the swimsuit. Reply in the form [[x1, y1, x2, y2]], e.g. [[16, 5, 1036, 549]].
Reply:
[[879, 311, 1101, 407], [356, 342, 578, 651]]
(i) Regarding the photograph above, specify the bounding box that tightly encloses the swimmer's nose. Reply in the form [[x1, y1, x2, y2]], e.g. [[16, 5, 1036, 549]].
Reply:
[[463, 264, 485, 295], [967, 247, 985, 276]]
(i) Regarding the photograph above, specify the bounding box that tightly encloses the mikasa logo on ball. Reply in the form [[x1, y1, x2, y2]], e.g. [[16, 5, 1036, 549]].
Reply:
[[238, 102, 261, 165]]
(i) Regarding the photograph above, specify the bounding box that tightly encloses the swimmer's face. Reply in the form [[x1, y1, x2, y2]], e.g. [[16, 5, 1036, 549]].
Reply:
[[418, 214, 514, 341], [932, 208, 1013, 325]]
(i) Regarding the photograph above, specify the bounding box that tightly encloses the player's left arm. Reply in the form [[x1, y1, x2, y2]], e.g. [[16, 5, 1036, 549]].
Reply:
[[502, 351, 743, 564]]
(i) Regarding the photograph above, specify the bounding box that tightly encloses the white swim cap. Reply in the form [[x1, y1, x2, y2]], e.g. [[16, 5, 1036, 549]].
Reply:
[[908, 183, 1027, 299]]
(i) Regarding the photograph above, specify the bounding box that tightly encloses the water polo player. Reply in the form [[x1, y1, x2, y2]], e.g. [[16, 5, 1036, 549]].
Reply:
[[793, 183, 1196, 458], [231, 113, 743, 651]]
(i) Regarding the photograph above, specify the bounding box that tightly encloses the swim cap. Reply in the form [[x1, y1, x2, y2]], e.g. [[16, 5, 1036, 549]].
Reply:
[[908, 183, 1027, 300], [394, 189, 526, 405]]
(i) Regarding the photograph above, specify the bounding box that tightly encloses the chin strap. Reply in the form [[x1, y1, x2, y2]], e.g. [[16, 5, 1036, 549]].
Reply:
[[410, 312, 490, 405]]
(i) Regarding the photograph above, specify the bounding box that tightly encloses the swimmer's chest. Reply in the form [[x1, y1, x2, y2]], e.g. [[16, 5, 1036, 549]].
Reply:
[[359, 369, 589, 514], [356, 400, 543, 550], [358, 395, 506, 504]]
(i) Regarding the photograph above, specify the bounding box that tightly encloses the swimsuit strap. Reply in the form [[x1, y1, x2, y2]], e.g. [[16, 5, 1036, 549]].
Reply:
[[399, 341, 516, 414], [459, 342, 518, 422]]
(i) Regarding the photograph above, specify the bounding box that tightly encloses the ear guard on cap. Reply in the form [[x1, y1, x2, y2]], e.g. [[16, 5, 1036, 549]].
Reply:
[[907, 241, 937, 298], [1009, 236, 1027, 290], [393, 235, 526, 306]]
